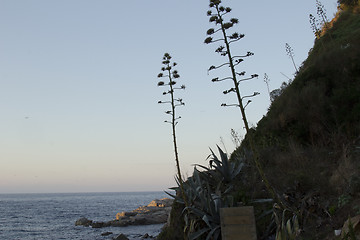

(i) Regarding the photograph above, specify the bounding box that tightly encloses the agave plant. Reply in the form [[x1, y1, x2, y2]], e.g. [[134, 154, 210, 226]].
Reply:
[[166, 146, 245, 240], [166, 168, 204, 206], [166, 167, 222, 239], [208, 146, 244, 183], [273, 204, 300, 240], [186, 192, 223, 240], [183, 168, 234, 240], [196, 146, 244, 196]]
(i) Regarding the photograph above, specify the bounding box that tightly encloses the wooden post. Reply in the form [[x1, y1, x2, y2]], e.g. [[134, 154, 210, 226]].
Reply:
[[220, 206, 257, 240]]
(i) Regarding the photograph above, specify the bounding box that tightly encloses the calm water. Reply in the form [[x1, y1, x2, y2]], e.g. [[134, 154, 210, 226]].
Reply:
[[0, 192, 169, 240]]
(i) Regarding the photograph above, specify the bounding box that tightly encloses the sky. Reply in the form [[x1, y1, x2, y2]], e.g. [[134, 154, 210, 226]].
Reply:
[[0, 0, 338, 193]]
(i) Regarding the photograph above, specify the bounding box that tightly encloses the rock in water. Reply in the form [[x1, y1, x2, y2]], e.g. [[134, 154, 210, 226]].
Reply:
[[75, 217, 92, 227], [115, 211, 137, 219], [113, 198, 173, 225], [101, 232, 113, 236], [113, 233, 129, 240], [91, 221, 105, 228], [141, 233, 153, 239]]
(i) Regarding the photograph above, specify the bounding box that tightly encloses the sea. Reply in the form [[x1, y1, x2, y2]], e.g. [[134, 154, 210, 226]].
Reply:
[[0, 191, 170, 240]]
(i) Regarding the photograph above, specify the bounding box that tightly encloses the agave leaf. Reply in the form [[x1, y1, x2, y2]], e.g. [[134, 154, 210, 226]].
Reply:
[[202, 214, 212, 228], [189, 227, 209, 240], [212, 194, 221, 212], [193, 168, 203, 185], [209, 148, 222, 170], [275, 230, 283, 240], [251, 198, 273, 203], [204, 192, 214, 216], [229, 161, 236, 175], [205, 214, 219, 226], [293, 215, 299, 232], [186, 206, 207, 218], [164, 191, 177, 199], [175, 198, 185, 205], [232, 162, 244, 177], [206, 225, 221, 240], [174, 175, 181, 186], [195, 164, 211, 172], [286, 219, 292, 236], [257, 209, 273, 219], [213, 228, 221, 240], [217, 145, 229, 172], [281, 209, 286, 229], [223, 185, 234, 195]]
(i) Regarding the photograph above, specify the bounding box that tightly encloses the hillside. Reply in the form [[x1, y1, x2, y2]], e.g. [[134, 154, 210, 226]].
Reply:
[[234, 5, 360, 239], [244, 7, 360, 149], [159, 4, 360, 240]]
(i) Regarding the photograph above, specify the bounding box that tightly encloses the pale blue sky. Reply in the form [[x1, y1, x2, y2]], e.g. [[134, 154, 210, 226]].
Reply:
[[0, 1, 338, 193]]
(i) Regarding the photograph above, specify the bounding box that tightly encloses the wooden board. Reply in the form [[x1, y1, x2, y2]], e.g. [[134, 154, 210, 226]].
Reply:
[[220, 206, 257, 240]]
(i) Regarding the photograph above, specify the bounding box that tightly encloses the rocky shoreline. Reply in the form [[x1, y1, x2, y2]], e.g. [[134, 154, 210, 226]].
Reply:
[[75, 198, 173, 239]]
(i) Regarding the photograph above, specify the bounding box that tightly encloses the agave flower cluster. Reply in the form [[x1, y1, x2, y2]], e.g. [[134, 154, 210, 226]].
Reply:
[[264, 73, 271, 102], [157, 53, 185, 125], [309, 14, 321, 39], [205, 0, 259, 132]]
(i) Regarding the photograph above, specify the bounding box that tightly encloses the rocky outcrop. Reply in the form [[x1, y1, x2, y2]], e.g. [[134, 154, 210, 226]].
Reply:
[[75, 198, 173, 228]]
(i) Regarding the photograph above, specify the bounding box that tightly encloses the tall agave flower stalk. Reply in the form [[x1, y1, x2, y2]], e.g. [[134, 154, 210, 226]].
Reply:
[[316, 0, 334, 42], [204, 0, 280, 204], [285, 43, 298, 74], [264, 73, 271, 103], [157, 53, 188, 206], [316, 0, 330, 32], [204, 0, 258, 134], [309, 14, 321, 40]]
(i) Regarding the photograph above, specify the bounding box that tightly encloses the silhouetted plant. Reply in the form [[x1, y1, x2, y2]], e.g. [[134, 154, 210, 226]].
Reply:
[[309, 1, 333, 42], [205, 0, 259, 123], [285, 43, 298, 74], [309, 14, 321, 39], [316, 0, 330, 30], [204, 0, 280, 205], [264, 73, 271, 102], [157, 53, 188, 206], [230, 128, 241, 148]]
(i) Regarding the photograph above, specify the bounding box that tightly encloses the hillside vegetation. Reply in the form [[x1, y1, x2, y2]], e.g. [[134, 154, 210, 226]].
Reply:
[[231, 5, 360, 239], [159, 3, 360, 240]]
